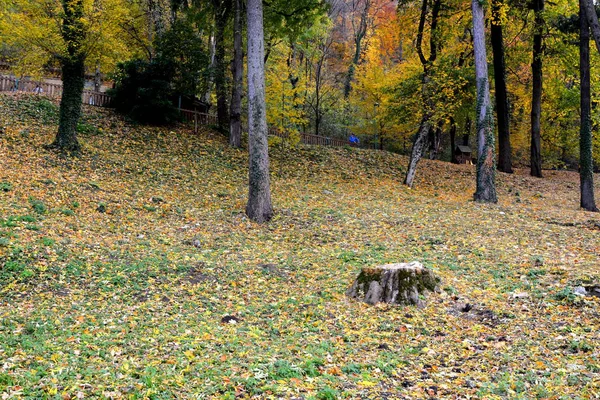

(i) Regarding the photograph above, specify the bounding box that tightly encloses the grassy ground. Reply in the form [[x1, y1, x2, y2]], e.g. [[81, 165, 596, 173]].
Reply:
[[0, 93, 599, 399]]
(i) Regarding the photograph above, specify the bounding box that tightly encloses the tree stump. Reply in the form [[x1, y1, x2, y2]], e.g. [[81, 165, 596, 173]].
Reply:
[[346, 262, 440, 306]]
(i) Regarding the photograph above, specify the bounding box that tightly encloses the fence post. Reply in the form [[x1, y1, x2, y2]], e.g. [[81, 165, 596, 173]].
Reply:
[[194, 107, 198, 133]]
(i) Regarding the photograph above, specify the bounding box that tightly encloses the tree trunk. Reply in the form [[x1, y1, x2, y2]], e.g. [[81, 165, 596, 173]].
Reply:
[[404, 0, 441, 187], [214, 0, 231, 131], [450, 117, 457, 163], [343, 0, 370, 99], [94, 66, 102, 93], [530, 0, 544, 178], [347, 262, 440, 306], [582, 0, 600, 54], [472, 0, 497, 203], [229, 0, 243, 148], [202, 34, 216, 107], [404, 115, 431, 187], [464, 117, 471, 146], [579, 1, 598, 211], [246, 0, 273, 223], [53, 58, 84, 152], [51, 0, 86, 153], [491, 0, 513, 173]]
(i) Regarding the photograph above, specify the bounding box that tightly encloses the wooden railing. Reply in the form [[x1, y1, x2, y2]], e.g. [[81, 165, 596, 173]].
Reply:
[[269, 126, 378, 149], [1, 74, 378, 150], [82, 90, 112, 107], [178, 108, 218, 132], [0, 75, 111, 107]]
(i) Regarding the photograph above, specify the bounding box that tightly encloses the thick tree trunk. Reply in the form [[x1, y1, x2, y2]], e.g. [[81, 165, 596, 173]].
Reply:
[[491, 1, 513, 173], [347, 262, 440, 306], [51, 0, 85, 153], [229, 0, 243, 148], [214, 0, 231, 131], [530, 0, 544, 178], [246, 0, 273, 223], [579, 1, 598, 212], [52, 58, 84, 152], [472, 0, 497, 203]]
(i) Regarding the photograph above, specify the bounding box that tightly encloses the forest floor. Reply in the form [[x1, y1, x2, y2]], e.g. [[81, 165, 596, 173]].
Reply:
[[0, 93, 599, 399]]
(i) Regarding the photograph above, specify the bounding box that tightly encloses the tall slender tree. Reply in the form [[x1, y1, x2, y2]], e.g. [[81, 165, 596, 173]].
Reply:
[[212, 0, 231, 131], [246, 0, 273, 222], [491, 0, 513, 173], [229, 0, 243, 148], [343, 0, 371, 99], [472, 0, 497, 203], [404, 0, 441, 188], [530, 0, 544, 177], [579, 0, 598, 211]]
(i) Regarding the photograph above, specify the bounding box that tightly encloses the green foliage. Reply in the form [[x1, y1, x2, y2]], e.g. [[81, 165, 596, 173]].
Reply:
[[272, 360, 303, 379], [109, 59, 179, 125], [1, 93, 599, 398], [154, 18, 209, 97], [315, 387, 339, 400], [28, 197, 46, 214], [110, 18, 209, 125], [0, 182, 12, 192]]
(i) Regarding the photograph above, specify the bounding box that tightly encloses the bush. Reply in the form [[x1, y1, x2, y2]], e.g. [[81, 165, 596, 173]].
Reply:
[[109, 59, 179, 125], [109, 19, 209, 125]]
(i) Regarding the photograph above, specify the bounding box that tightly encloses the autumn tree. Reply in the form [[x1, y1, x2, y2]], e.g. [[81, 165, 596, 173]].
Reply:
[[472, 0, 497, 202], [229, 0, 243, 148], [212, 0, 231, 131], [246, 0, 273, 222], [343, 0, 371, 98], [491, 0, 513, 173], [0, 0, 132, 152], [530, 0, 544, 177], [579, 0, 598, 211], [403, 0, 442, 188]]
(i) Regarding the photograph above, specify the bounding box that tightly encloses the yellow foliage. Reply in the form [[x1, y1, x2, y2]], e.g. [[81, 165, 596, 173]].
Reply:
[[0, 0, 135, 75]]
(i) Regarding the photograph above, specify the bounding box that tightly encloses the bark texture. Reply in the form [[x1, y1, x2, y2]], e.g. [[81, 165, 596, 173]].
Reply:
[[347, 262, 440, 306], [213, 0, 231, 131], [579, 1, 598, 211], [404, 116, 431, 187], [583, 0, 600, 54], [229, 0, 243, 148], [246, 0, 273, 223], [530, 0, 544, 178], [404, 0, 441, 187], [491, 0, 513, 173], [51, 0, 86, 152], [472, 0, 497, 203]]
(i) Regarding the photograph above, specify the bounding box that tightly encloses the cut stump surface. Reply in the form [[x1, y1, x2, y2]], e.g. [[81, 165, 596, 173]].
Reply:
[[347, 261, 440, 306]]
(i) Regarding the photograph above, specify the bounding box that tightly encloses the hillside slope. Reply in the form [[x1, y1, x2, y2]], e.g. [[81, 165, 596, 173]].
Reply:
[[1, 93, 599, 398]]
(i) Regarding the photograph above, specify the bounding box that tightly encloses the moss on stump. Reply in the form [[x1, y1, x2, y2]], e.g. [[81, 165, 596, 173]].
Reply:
[[346, 261, 440, 306]]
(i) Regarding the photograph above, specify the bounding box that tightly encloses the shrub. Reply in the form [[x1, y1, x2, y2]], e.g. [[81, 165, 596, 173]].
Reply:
[[109, 59, 179, 125]]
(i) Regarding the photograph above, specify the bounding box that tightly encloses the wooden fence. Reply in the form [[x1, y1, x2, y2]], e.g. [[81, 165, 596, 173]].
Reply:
[[269, 126, 378, 149], [0, 75, 111, 107], [1, 74, 377, 150], [179, 108, 219, 129]]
